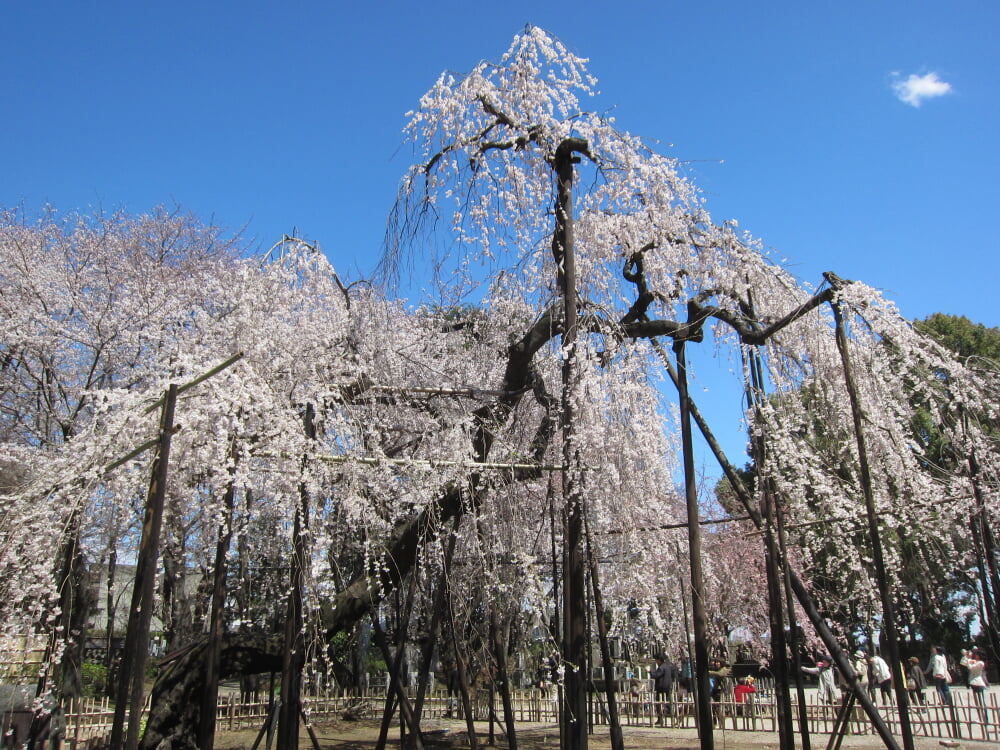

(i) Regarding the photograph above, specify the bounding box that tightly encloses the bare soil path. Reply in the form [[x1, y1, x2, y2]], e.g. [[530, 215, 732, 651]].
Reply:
[[213, 718, 974, 750]]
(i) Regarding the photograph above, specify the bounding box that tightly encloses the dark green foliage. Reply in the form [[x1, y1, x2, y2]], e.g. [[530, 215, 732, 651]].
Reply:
[[904, 313, 1000, 650], [910, 312, 1000, 472], [714, 463, 755, 517], [80, 661, 107, 698], [915, 313, 1000, 366]]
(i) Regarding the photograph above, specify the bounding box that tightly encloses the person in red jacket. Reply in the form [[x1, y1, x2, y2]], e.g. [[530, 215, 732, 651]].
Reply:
[[734, 676, 757, 716]]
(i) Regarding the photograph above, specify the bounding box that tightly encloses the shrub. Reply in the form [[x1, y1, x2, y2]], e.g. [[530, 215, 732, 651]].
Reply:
[[81, 661, 107, 697]]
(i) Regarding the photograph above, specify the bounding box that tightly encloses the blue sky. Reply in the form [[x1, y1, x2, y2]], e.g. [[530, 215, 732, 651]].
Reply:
[[4, 1, 997, 469]]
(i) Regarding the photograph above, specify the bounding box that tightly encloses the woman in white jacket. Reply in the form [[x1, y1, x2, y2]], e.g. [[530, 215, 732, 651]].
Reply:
[[960, 649, 989, 724], [803, 659, 840, 704], [927, 646, 952, 705]]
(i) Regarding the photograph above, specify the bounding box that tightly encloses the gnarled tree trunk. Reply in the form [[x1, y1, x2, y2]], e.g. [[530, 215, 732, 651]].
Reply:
[[139, 635, 283, 750]]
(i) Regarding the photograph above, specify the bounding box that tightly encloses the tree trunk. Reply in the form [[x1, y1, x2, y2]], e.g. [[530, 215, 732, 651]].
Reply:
[[139, 635, 283, 750], [161, 524, 192, 651], [142, 309, 561, 748], [52, 523, 90, 701], [105, 518, 120, 697]]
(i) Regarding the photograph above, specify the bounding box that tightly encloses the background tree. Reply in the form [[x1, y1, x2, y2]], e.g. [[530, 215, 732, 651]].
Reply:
[[0, 206, 243, 699], [748, 300, 1000, 668], [911, 313, 1000, 659]]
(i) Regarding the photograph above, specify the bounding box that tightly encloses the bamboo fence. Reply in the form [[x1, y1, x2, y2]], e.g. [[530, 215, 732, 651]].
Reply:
[[44, 685, 999, 749]]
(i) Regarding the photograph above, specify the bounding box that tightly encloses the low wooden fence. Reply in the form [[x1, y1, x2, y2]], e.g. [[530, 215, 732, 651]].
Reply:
[[599, 687, 1000, 744], [62, 697, 116, 749], [788, 689, 1000, 745], [54, 685, 1000, 748]]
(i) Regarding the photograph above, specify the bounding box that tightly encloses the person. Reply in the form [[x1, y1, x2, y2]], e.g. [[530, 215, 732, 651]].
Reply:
[[960, 648, 989, 724], [627, 672, 643, 718], [540, 650, 561, 713], [543, 650, 561, 691], [734, 676, 757, 717], [676, 657, 693, 700], [708, 658, 732, 726], [803, 658, 840, 704], [851, 650, 870, 695], [868, 653, 892, 704], [906, 656, 927, 709], [650, 653, 677, 726], [445, 660, 462, 717], [927, 646, 952, 705]]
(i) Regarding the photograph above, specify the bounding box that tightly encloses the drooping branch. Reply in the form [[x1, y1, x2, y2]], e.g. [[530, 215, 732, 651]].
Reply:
[[323, 306, 563, 637], [689, 288, 837, 345], [421, 95, 546, 176], [619, 246, 664, 325], [615, 317, 705, 343], [615, 241, 843, 348]]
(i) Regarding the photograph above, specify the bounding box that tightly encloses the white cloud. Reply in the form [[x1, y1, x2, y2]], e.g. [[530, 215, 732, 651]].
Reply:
[[892, 72, 953, 107]]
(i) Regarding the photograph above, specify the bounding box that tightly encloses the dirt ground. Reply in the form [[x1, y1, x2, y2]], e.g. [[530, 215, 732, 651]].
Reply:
[[212, 717, 975, 750]]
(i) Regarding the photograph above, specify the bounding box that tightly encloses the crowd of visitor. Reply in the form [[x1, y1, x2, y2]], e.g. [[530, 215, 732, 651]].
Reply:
[[634, 644, 992, 726], [528, 644, 992, 730], [798, 644, 993, 724]]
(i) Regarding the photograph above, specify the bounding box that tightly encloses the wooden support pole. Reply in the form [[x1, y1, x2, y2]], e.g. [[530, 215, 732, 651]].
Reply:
[[142, 352, 244, 415], [547, 474, 564, 750], [412, 515, 462, 721], [199, 439, 239, 750], [276, 403, 315, 750], [370, 607, 425, 750], [110, 383, 178, 750], [762, 481, 796, 745], [583, 511, 624, 750], [250, 700, 279, 750], [656, 345, 902, 750], [489, 609, 519, 750], [553, 137, 589, 750], [966, 440, 1000, 659], [444, 580, 479, 750], [745, 345, 797, 750], [777, 494, 813, 749], [674, 539, 698, 729], [300, 708, 322, 750], [831, 301, 914, 750], [673, 339, 714, 750], [826, 691, 856, 750]]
